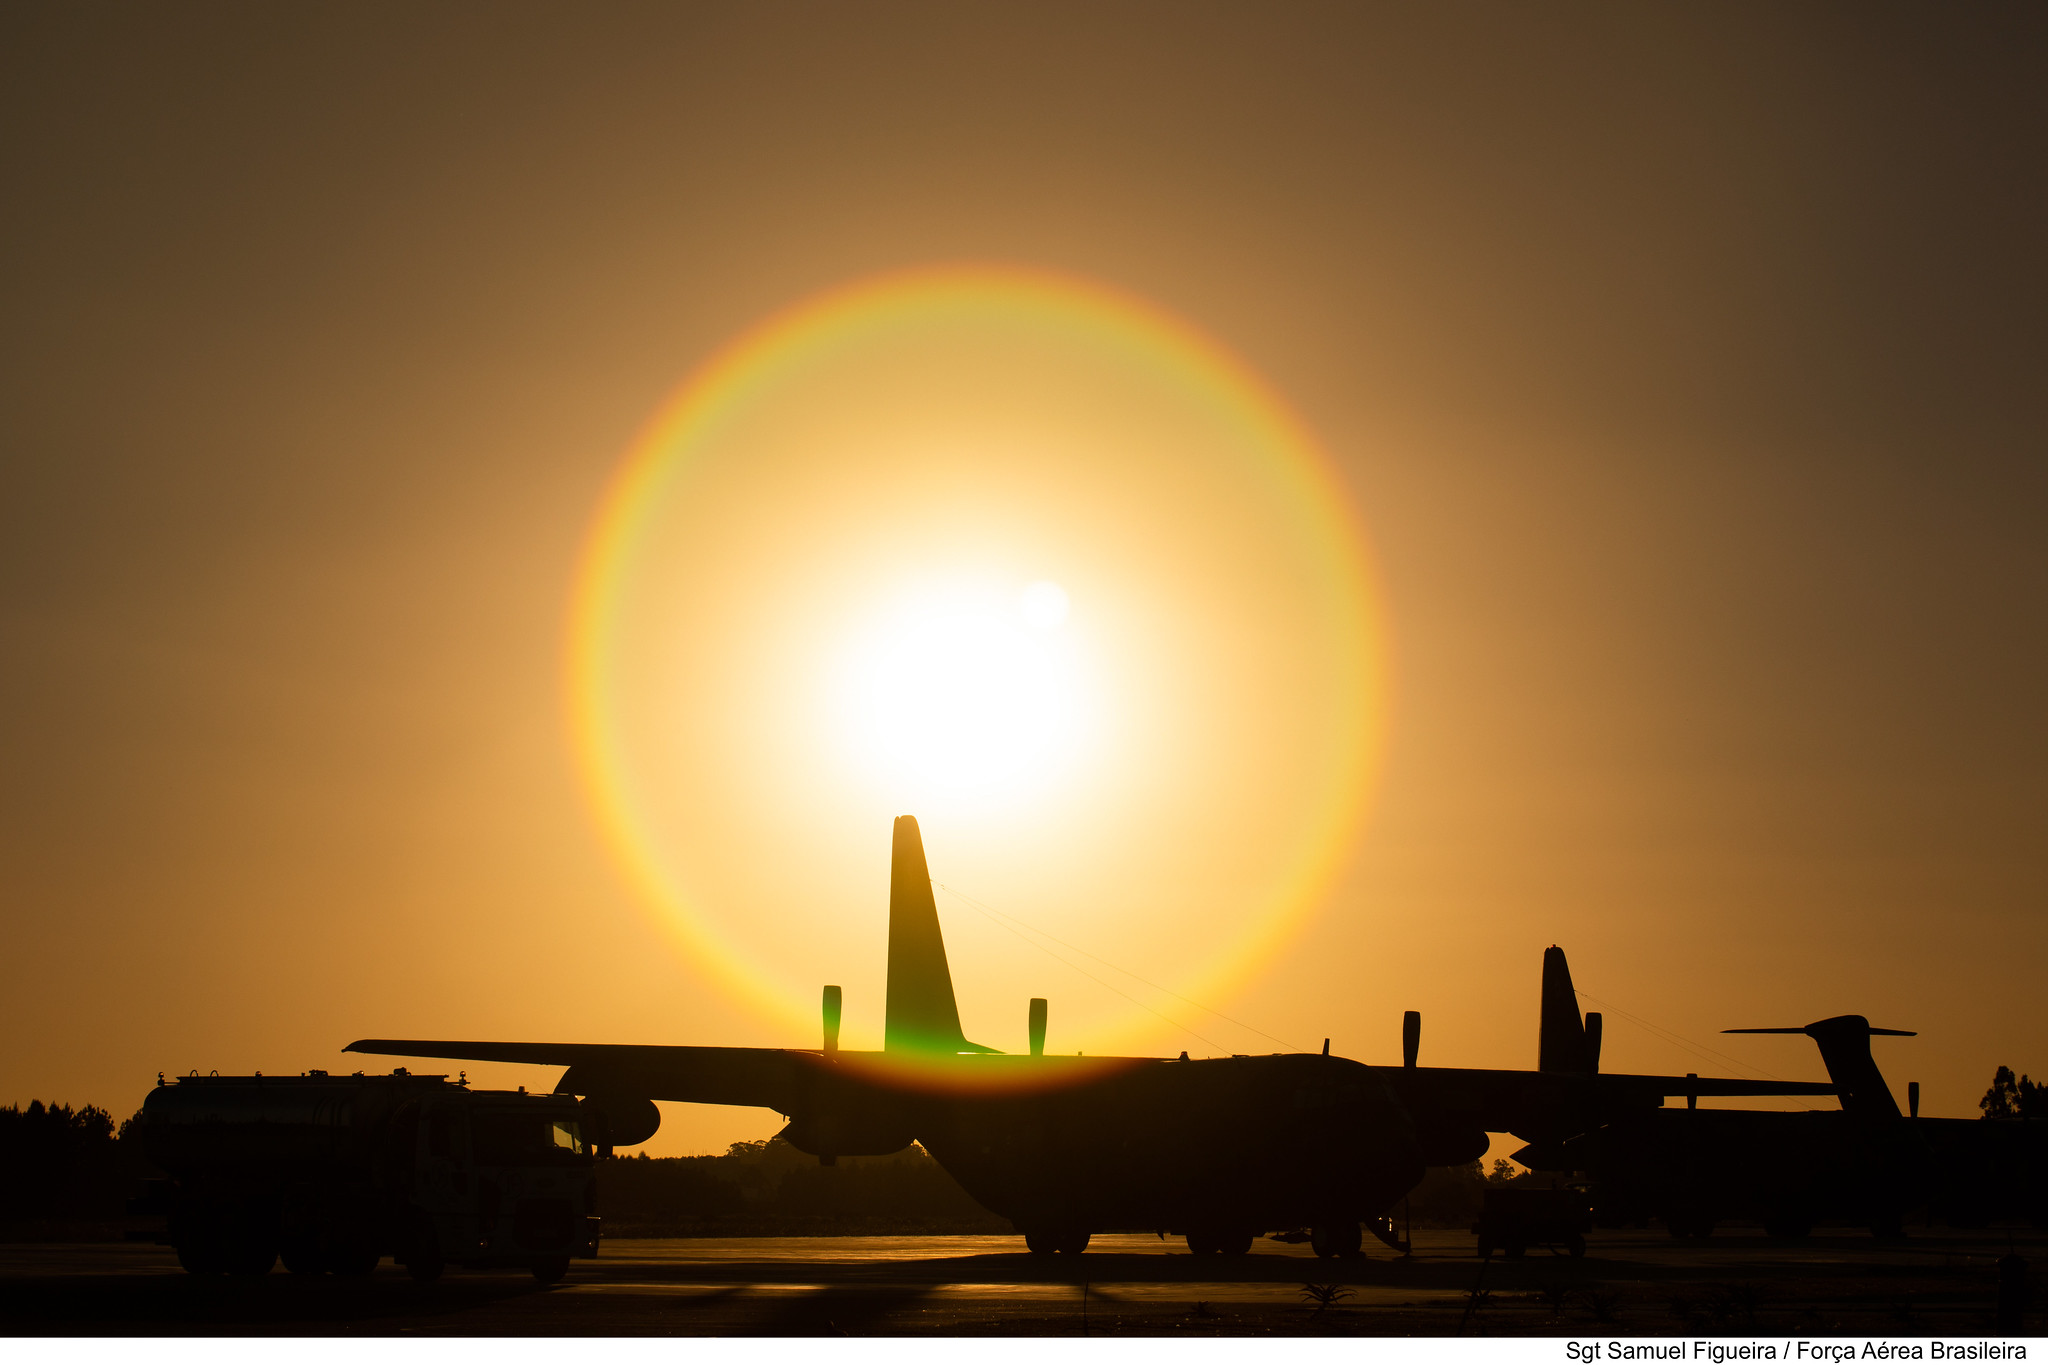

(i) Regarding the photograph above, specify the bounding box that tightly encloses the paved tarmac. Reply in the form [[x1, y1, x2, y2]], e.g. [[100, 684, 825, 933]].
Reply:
[[1, 1228, 2040, 1336]]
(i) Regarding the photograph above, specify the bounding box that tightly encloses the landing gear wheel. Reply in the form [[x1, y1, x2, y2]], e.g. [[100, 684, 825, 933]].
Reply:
[[1310, 1222, 1361, 1259], [1024, 1229, 1058, 1255], [1219, 1229, 1253, 1256], [1056, 1230, 1091, 1255], [530, 1257, 570, 1285], [1566, 1234, 1586, 1258], [1184, 1230, 1218, 1256], [1504, 1240, 1528, 1259]]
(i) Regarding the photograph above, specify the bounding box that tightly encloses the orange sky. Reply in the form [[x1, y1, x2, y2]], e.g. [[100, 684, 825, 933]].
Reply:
[[2, 5, 2043, 1158]]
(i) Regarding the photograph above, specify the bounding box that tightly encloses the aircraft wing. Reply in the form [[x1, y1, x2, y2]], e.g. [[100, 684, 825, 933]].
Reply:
[[343, 1039, 815, 1112]]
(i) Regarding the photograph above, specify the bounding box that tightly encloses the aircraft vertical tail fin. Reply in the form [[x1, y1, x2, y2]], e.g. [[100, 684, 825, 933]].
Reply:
[[884, 816, 995, 1055], [1724, 1016, 1911, 1118], [1538, 945, 1592, 1073]]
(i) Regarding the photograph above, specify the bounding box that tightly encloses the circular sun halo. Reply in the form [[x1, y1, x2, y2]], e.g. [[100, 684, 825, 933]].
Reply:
[[833, 581, 1090, 806], [569, 265, 1387, 1042]]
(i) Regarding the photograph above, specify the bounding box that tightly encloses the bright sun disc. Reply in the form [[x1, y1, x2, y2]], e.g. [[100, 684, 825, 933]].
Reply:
[[568, 264, 1388, 1047], [1019, 580, 1070, 628], [833, 581, 1093, 801]]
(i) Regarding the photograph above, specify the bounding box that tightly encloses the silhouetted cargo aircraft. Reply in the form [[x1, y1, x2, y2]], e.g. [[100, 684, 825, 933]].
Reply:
[[1542, 1016, 2048, 1237], [349, 816, 1834, 1255]]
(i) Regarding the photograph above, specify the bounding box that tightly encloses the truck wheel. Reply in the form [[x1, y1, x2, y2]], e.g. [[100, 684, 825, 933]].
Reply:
[[176, 1241, 227, 1276], [226, 1241, 277, 1277], [280, 1232, 324, 1275], [404, 1214, 445, 1283], [326, 1244, 380, 1277], [530, 1257, 570, 1285]]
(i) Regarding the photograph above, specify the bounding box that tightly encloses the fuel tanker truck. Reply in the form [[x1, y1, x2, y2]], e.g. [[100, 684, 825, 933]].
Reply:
[[132, 1070, 601, 1282]]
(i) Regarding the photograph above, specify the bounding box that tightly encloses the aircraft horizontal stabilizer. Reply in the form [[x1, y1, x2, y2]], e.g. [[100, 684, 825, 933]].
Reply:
[[1725, 1026, 1916, 1036], [1720, 1015, 1913, 1118]]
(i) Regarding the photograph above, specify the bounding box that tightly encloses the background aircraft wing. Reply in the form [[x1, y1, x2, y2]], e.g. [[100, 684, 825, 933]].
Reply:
[[343, 1039, 814, 1111], [1385, 1065, 1838, 1137]]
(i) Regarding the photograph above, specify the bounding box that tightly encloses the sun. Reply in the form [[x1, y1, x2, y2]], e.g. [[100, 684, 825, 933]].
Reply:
[[830, 578, 1095, 809]]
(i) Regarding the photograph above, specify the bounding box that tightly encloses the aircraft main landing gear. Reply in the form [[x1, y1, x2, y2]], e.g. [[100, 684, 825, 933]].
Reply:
[[1023, 1228, 1091, 1255], [1184, 1228, 1253, 1256], [1310, 1221, 1362, 1258]]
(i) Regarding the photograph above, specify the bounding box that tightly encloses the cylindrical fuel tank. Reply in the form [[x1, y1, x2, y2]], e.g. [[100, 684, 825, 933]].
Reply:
[[141, 1073, 456, 1175]]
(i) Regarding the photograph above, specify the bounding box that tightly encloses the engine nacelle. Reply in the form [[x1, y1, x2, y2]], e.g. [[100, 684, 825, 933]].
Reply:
[[1413, 1120, 1489, 1168], [583, 1095, 661, 1148], [777, 1110, 914, 1159]]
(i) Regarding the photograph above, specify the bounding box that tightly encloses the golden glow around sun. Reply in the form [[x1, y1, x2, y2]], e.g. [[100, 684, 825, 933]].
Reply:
[[569, 265, 1387, 1052]]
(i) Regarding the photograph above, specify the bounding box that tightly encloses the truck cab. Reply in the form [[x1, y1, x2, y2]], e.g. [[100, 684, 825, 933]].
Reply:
[[399, 1090, 599, 1281]]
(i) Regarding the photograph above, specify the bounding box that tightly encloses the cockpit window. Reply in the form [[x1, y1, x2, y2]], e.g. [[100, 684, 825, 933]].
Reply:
[[471, 1111, 589, 1165]]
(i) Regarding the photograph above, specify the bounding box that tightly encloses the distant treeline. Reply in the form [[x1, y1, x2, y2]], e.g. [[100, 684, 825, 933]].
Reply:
[[0, 1102, 157, 1240], [4, 1065, 2039, 1241]]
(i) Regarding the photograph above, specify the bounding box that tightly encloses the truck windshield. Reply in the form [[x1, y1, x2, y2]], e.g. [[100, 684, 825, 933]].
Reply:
[[471, 1111, 589, 1165]]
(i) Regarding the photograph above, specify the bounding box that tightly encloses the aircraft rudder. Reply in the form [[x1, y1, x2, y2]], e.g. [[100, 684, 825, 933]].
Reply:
[[884, 815, 976, 1054], [1538, 945, 1590, 1073]]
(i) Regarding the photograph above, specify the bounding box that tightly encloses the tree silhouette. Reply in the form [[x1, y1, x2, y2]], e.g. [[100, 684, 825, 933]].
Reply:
[[0, 1100, 149, 1226], [1979, 1067, 2047, 1120]]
